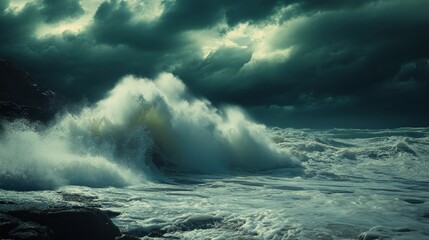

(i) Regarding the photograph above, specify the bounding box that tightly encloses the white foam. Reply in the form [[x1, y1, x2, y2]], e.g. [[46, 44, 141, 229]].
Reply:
[[0, 120, 141, 190], [100, 73, 299, 171], [0, 73, 298, 190]]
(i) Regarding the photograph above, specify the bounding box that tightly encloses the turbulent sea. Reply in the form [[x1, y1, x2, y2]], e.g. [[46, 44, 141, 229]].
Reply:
[[1, 74, 428, 239]]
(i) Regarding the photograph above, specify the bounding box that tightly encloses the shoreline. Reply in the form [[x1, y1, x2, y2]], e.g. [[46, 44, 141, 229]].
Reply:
[[0, 196, 138, 240]]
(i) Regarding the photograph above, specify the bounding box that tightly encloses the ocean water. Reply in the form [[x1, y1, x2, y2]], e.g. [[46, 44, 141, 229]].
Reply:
[[1, 74, 428, 239]]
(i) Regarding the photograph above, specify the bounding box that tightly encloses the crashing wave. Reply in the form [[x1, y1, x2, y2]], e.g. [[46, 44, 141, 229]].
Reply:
[[0, 73, 299, 190]]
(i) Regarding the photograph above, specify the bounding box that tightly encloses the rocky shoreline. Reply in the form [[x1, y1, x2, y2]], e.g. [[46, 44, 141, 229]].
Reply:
[[0, 198, 138, 240], [0, 59, 61, 123]]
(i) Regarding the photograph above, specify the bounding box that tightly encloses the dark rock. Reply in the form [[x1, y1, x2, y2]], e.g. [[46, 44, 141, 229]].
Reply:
[[115, 234, 141, 240], [102, 210, 122, 218], [0, 213, 20, 236], [0, 213, 53, 240], [1, 206, 121, 240], [8, 221, 53, 240], [0, 59, 61, 122]]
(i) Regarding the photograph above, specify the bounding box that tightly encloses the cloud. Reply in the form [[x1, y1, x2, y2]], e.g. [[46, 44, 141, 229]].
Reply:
[[0, 1, 42, 45], [90, 0, 179, 51], [0, 0, 428, 128], [41, 0, 84, 23], [223, 0, 282, 25]]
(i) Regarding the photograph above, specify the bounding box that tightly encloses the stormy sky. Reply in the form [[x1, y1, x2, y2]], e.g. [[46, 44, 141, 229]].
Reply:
[[1, 0, 428, 128]]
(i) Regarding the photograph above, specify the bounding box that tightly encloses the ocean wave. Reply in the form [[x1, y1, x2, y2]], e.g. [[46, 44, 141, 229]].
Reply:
[[0, 73, 299, 190]]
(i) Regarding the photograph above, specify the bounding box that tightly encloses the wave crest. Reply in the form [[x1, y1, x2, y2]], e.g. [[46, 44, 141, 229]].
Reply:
[[0, 73, 299, 190]]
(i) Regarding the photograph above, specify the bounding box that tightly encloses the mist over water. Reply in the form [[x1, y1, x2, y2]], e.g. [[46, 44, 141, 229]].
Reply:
[[0, 73, 298, 190]]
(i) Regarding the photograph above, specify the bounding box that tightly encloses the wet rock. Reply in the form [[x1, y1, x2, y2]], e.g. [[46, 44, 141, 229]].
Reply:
[[8, 221, 53, 240], [102, 209, 122, 218], [0, 213, 53, 240], [1, 206, 121, 240], [115, 234, 141, 240], [0, 59, 61, 122], [0, 213, 20, 236]]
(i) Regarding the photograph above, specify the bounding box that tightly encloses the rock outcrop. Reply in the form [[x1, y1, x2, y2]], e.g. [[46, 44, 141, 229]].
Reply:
[[0, 194, 142, 240], [0, 59, 59, 122], [0, 205, 122, 240]]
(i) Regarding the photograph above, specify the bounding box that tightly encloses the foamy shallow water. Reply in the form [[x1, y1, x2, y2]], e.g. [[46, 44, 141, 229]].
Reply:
[[2, 127, 428, 239], [1, 75, 428, 239]]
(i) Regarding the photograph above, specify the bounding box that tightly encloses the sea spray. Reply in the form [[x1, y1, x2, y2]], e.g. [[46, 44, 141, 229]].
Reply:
[[0, 120, 142, 190], [0, 73, 299, 190]]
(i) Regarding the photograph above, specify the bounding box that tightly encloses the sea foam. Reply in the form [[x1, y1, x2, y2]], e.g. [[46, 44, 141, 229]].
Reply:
[[0, 73, 299, 190]]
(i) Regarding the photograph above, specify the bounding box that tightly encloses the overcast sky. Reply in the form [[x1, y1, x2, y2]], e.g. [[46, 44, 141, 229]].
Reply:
[[1, 0, 428, 128]]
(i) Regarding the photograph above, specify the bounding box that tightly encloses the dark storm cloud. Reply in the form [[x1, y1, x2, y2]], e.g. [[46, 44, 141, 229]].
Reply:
[[176, 0, 429, 127], [223, 0, 281, 25], [1, 0, 428, 127], [42, 0, 84, 22], [296, 0, 377, 11], [192, 0, 429, 99], [0, 1, 42, 45], [89, 0, 281, 50], [176, 46, 253, 94], [0, 0, 163, 100], [2, 33, 163, 100], [90, 0, 183, 51]]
